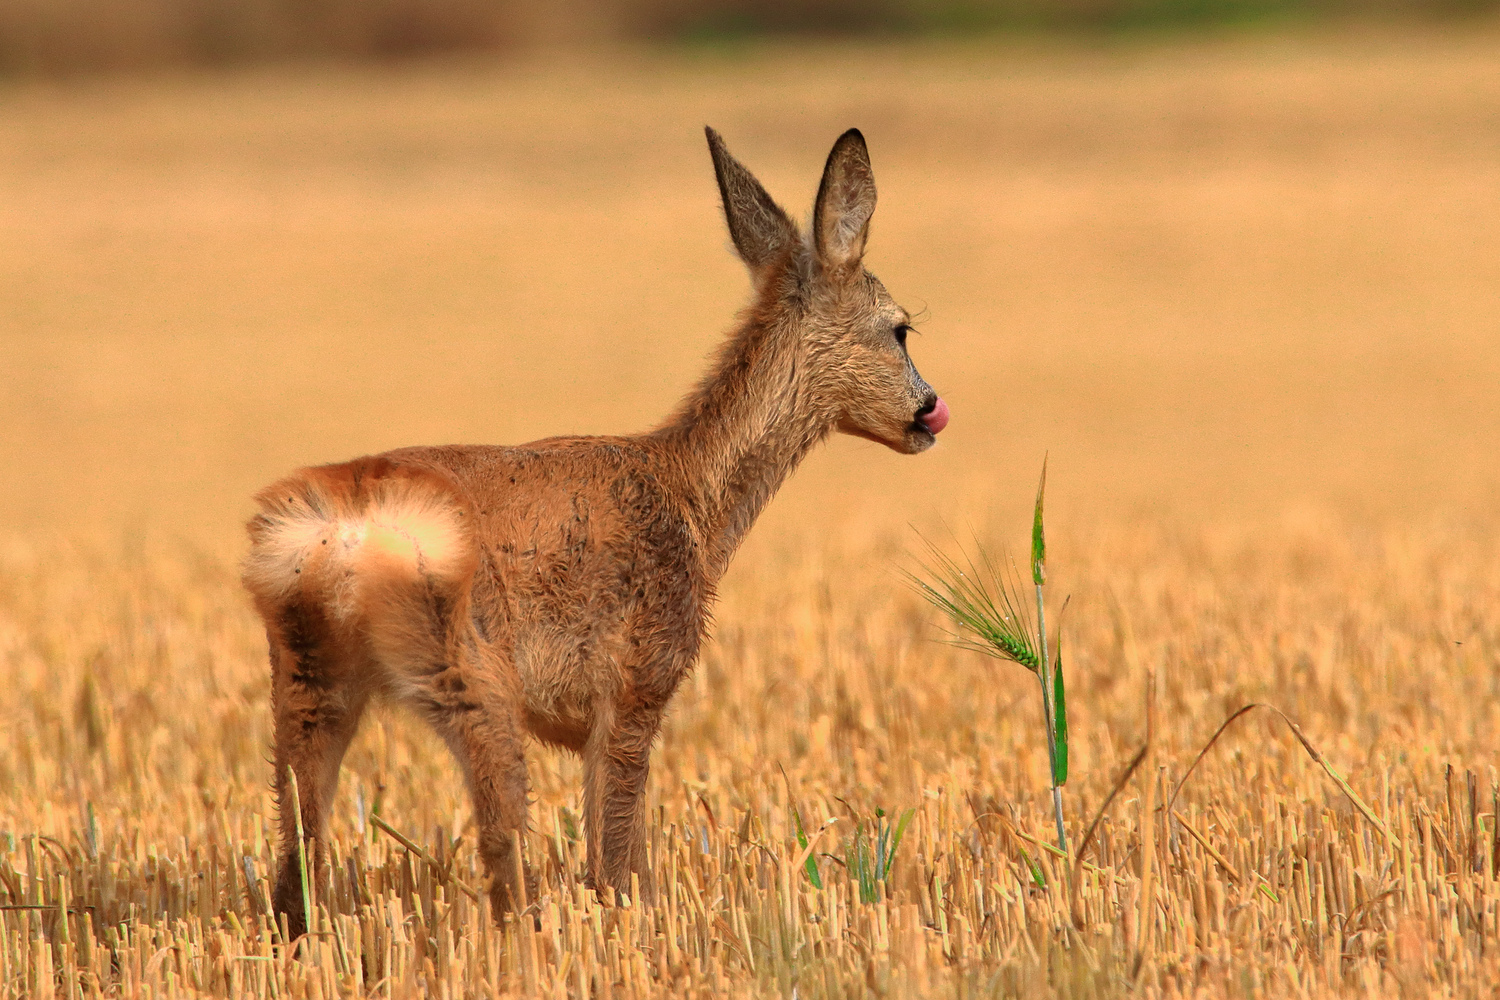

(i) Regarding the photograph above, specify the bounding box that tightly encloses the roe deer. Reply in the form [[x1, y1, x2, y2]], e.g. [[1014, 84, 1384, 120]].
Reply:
[[242, 127, 950, 935]]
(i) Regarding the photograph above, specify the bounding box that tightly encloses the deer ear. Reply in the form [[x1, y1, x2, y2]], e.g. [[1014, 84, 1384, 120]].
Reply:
[[705, 126, 798, 276], [813, 128, 876, 269]]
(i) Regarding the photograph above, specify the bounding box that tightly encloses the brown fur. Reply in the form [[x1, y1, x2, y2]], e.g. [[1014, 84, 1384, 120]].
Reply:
[[243, 127, 942, 934]]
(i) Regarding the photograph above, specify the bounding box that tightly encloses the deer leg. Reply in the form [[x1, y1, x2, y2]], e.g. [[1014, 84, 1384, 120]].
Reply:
[[269, 633, 368, 940], [415, 647, 533, 918], [583, 699, 661, 904], [444, 709, 532, 916]]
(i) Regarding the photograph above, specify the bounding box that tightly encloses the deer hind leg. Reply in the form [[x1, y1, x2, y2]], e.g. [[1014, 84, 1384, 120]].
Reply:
[[268, 607, 369, 940], [439, 700, 533, 916], [583, 698, 662, 905], [245, 458, 480, 930], [392, 635, 534, 918]]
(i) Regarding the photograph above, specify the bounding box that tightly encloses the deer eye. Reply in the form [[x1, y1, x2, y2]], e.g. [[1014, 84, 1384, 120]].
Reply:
[[893, 324, 910, 347]]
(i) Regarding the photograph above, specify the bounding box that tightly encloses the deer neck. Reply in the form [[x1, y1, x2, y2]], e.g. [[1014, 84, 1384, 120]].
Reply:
[[654, 313, 831, 579]]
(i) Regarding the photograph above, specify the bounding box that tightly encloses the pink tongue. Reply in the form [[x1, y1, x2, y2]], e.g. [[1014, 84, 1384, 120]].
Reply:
[[922, 397, 950, 434]]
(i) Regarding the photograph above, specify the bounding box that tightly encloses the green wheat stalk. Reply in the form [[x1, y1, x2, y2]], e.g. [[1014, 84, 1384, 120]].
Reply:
[[1030, 459, 1068, 853], [908, 458, 1070, 853], [906, 536, 1039, 671]]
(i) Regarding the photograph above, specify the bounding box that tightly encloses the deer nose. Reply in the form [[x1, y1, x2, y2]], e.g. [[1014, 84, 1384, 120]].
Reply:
[[916, 396, 949, 434]]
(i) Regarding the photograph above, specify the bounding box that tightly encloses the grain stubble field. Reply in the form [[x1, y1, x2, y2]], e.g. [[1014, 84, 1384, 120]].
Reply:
[[2, 30, 1499, 998]]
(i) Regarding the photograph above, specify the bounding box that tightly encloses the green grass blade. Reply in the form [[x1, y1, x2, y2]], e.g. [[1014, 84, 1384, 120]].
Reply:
[[287, 767, 312, 940], [882, 808, 915, 880], [791, 803, 823, 889], [857, 825, 877, 903], [1031, 457, 1047, 586], [1052, 641, 1069, 786], [1019, 846, 1047, 889]]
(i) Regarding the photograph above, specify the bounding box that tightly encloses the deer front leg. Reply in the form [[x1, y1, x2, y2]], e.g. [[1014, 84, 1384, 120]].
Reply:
[[583, 698, 662, 904]]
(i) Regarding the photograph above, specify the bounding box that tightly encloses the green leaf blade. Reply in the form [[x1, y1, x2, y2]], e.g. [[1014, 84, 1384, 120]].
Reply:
[[1052, 643, 1069, 786], [1019, 847, 1047, 889], [883, 808, 915, 880], [791, 804, 823, 889], [1031, 457, 1047, 586]]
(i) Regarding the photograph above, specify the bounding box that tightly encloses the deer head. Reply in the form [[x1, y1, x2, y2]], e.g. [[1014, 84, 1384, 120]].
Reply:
[[706, 126, 949, 455]]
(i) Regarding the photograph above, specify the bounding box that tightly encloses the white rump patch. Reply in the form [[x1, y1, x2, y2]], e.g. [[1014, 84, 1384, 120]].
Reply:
[[243, 473, 472, 626]]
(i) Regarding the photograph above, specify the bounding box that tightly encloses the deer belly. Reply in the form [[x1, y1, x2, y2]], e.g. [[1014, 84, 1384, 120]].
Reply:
[[513, 627, 618, 749]]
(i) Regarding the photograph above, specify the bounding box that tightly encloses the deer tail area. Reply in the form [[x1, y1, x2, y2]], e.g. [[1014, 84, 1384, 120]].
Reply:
[[242, 459, 478, 675]]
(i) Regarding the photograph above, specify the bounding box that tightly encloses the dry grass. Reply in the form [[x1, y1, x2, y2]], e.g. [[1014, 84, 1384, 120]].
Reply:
[[3, 31, 1500, 997]]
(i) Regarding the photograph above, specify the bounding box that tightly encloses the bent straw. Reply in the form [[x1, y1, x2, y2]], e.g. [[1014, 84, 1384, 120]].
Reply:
[[1164, 702, 1390, 843]]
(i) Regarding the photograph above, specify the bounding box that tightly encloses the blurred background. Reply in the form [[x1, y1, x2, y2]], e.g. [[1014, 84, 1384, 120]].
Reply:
[[2, 0, 1499, 72], [1, 1, 1498, 547]]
